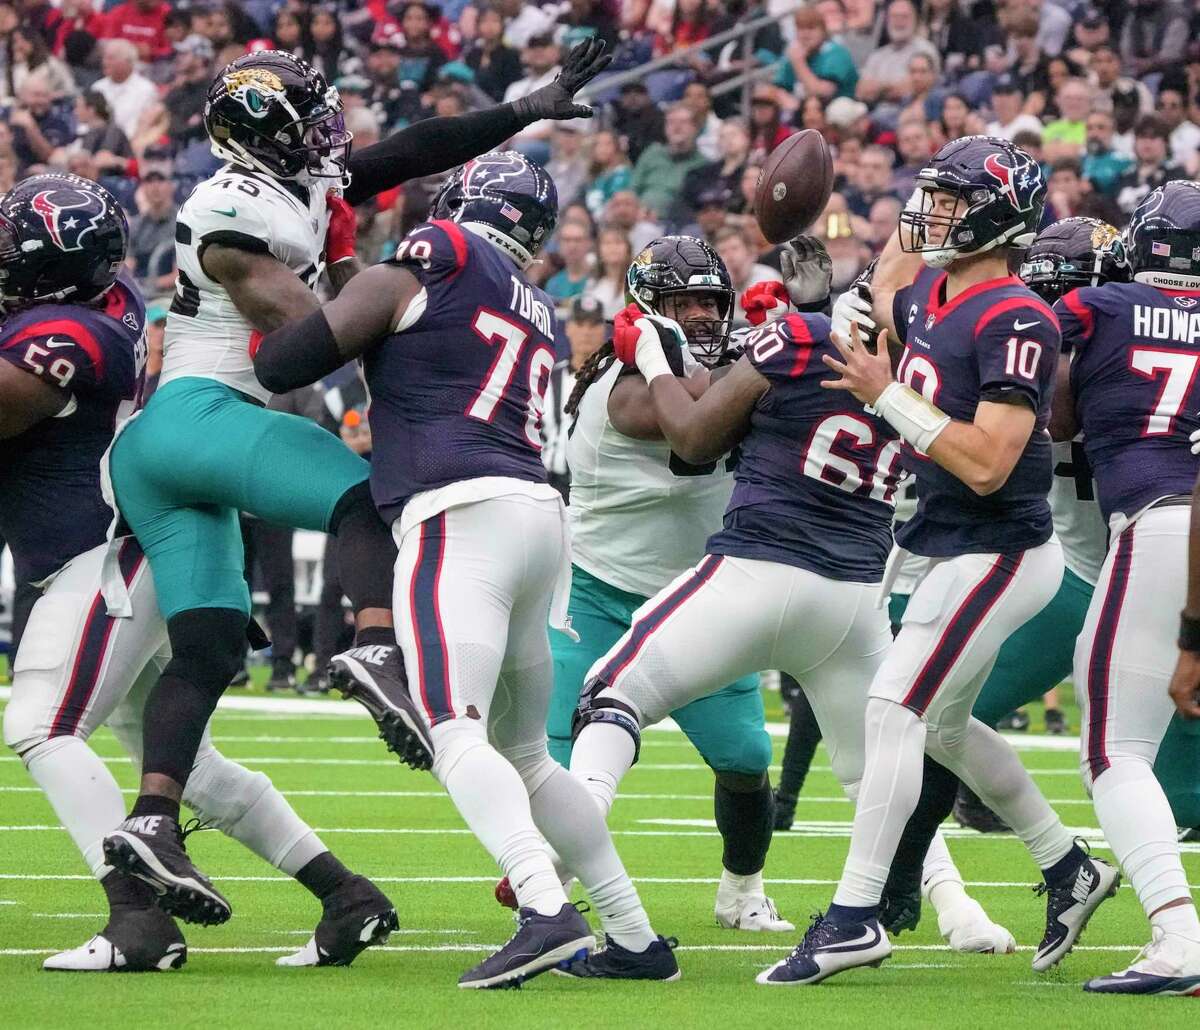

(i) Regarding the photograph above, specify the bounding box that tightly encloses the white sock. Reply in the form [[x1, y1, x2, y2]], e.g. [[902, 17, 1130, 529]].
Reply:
[[568, 720, 635, 816], [833, 698, 927, 908], [1153, 903, 1200, 942], [25, 736, 125, 879], [922, 832, 972, 914], [1092, 758, 1197, 931], [718, 869, 764, 903], [935, 719, 1074, 870]]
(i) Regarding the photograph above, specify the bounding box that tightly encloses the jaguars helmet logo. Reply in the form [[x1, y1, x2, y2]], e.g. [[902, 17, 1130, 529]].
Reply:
[[222, 68, 286, 118]]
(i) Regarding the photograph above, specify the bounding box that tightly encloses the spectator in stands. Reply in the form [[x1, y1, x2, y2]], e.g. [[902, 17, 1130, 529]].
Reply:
[[899, 51, 937, 124], [22, 0, 64, 49], [934, 93, 979, 148], [613, 81, 664, 164], [1082, 108, 1133, 197], [301, 5, 357, 82], [681, 81, 721, 162], [583, 129, 632, 221], [1065, 6, 1110, 68], [494, 0, 556, 49], [891, 118, 933, 197], [583, 226, 633, 319], [843, 142, 896, 218], [93, 38, 159, 141], [54, 88, 131, 175], [1157, 84, 1200, 174], [1042, 78, 1092, 161], [1004, 11, 1052, 117], [545, 220, 594, 305], [825, 94, 871, 142], [798, 94, 829, 133], [1120, 0, 1191, 80], [715, 225, 777, 307], [1091, 44, 1152, 119], [8, 72, 73, 172], [364, 30, 407, 130], [653, 0, 713, 58], [164, 34, 213, 150], [681, 118, 748, 218], [838, 0, 883, 69], [776, 5, 858, 103], [681, 186, 732, 246], [395, 2, 446, 93], [127, 148, 177, 294], [271, 8, 307, 55], [6, 24, 75, 99], [986, 74, 1043, 141], [547, 123, 588, 209], [1045, 157, 1088, 218], [747, 85, 793, 164], [856, 0, 938, 106], [462, 3, 522, 102], [631, 102, 706, 223], [819, 192, 871, 289], [502, 32, 561, 163], [603, 189, 661, 253], [920, 0, 1001, 77], [101, 0, 172, 63], [1116, 114, 1190, 214], [1027, 0, 1071, 58], [868, 194, 902, 253]]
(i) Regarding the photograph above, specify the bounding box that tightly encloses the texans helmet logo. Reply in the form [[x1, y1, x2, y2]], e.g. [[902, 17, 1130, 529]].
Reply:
[[31, 188, 107, 253], [983, 152, 1037, 212]]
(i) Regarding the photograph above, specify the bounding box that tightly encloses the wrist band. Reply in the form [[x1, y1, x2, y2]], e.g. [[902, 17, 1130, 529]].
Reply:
[[1178, 611, 1200, 652], [868, 381, 951, 454]]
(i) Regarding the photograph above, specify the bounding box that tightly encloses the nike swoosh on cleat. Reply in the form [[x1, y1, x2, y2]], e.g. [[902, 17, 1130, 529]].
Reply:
[[822, 925, 882, 953]]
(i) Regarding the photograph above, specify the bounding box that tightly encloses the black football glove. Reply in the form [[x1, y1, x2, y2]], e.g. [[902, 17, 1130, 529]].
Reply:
[[512, 36, 613, 122]]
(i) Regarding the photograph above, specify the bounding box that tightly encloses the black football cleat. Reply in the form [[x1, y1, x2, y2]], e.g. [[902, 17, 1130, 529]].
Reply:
[[102, 816, 231, 927], [43, 905, 186, 972], [879, 885, 921, 935], [1043, 708, 1067, 735], [953, 784, 1011, 834], [773, 791, 797, 832], [266, 657, 296, 693], [328, 644, 434, 771], [757, 912, 890, 985], [458, 903, 595, 989], [996, 710, 1030, 732], [278, 875, 398, 967], [1032, 852, 1120, 971], [557, 935, 681, 980]]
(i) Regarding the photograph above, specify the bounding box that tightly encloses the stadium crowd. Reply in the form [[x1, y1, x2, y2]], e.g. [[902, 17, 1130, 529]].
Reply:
[[3, 0, 1200, 690]]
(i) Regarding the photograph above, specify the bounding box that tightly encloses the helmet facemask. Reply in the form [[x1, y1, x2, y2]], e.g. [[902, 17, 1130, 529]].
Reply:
[[653, 287, 733, 368]]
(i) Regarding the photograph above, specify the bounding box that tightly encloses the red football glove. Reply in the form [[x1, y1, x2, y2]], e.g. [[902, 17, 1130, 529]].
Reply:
[[741, 280, 790, 326], [325, 192, 357, 264], [612, 302, 647, 365]]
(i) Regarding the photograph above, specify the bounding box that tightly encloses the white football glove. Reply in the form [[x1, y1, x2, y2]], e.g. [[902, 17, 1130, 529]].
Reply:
[[779, 234, 833, 307], [831, 287, 876, 341], [1190, 426, 1200, 455]]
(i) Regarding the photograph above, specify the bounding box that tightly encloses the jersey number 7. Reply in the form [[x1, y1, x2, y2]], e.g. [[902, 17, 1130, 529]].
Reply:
[[1129, 347, 1200, 436], [467, 308, 554, 449]]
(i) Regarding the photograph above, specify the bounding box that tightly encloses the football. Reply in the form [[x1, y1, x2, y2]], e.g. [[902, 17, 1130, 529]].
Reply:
[[754, 129, 835, 244]]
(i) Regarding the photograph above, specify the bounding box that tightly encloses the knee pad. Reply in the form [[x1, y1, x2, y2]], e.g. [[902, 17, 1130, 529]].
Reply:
[[571, 688, 642, 764], [3, 692, 40, 756], [714, 769, 769, 794], [183, 748, 273, 833], [165, 608, 248, 701]]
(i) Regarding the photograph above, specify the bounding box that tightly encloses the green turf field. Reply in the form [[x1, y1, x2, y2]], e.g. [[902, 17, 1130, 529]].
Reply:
[[1, 689, 1196, 1029]]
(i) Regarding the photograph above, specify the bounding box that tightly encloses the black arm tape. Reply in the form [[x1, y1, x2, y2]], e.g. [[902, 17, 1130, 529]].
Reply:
[[344, 105, 525, 206], [197, 230, 270, 269], [1179, 612, 1200, 653], [980, 386, 1036, 411], [254, 308, 343, 394], [794, 296, 832, 315]]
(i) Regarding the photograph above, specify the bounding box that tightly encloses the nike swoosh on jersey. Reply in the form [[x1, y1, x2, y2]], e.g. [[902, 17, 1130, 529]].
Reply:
[[1013, 319, 1040, 331], [44, 336, 77, 349], [213, 207, 237, 218]]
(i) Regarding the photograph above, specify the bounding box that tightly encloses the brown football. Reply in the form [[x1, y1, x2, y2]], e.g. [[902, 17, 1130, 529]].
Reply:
[[754, 129, 835, 244]]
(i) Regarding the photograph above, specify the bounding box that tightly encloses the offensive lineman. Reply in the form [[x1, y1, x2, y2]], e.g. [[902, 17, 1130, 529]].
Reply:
[[1055, 182, 1200, 995], [251, 152, 676, 988], [0, 174, 396, 971], [766, 136, 1118, 985], [99, 43, 611, 924]]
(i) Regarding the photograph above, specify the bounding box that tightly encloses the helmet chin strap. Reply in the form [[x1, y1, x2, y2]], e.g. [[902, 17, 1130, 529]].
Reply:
[[460, 221, 534, 270]]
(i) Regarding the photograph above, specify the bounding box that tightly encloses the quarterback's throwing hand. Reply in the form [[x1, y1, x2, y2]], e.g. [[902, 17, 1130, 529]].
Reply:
[[821, 322, 894, 406]]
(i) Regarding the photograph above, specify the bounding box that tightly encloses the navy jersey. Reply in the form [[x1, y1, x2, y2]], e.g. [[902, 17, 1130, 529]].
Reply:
[[0, 272, 146, 584], [707, 314, 902, 583], [891, 267, 1060, 557], [1059, 281, 1200, 522], [364, 221, 554, 524]]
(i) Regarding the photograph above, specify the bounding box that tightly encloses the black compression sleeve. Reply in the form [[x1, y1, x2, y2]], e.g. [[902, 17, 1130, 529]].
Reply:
[[254, 308, 343, 394], [344, 104, 526, 206]]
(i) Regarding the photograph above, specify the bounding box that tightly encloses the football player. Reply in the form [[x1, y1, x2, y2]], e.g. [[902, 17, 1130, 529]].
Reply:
[[1054, 181, 1200, 995], [250, 152, 675, 989], [767, 136, 1119, 985], [100, 43, 610, 924], [0, 174, 396, 971]]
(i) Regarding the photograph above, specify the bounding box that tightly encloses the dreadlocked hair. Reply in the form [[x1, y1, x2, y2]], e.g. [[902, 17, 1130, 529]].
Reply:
[[564, 340, 617, 419]]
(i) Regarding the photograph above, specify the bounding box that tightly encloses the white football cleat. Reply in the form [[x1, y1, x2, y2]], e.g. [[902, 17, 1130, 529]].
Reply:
[[43, 933, 186, 972], [1084, 927, 1200, 995], [716, 893, 796, 932], [936, 897, 1016, 954]]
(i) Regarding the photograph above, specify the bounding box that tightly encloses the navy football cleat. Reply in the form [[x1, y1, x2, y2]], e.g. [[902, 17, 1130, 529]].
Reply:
[[557, 935, 681, 980], [277, 875, 398, 967], [756, 912, 891, 985], [328, 644, 434, 771], [102, 816, 231, 927], [1032, 853, 1120, 971], [1084, 928, 1200, 996], [458, 903, 595, 989]]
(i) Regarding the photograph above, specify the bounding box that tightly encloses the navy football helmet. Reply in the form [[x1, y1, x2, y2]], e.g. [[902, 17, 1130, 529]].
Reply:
[[899, 135, 1045, 268], [430, 151, 558, 269], [626, 236, 734, 367], [205, 51, 351, 184], [1126, 180, 1200, 288], [1018, 217, 1131, 303], [0, 173, 129, 312]]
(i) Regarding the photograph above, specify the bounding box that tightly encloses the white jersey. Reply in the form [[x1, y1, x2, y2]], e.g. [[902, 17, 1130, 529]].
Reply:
[[567, 361, 733, 598], [161, 166, 328, 403], [1049, 438, 1107, 586]]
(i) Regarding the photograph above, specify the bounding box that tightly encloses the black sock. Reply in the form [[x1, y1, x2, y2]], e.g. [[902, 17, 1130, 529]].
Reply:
[[1042, 843, 1087, 887], [884, 755, 960, 897], [354, 625, 395, 649], [101, 868, 157, 910], [777, 682, 822, 799], [130, 793, 181, 822], [295, 851, 353, 901], [331, 482, 396, 615], [139, 674, 217, 789], [714, 776, 774, 876]]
